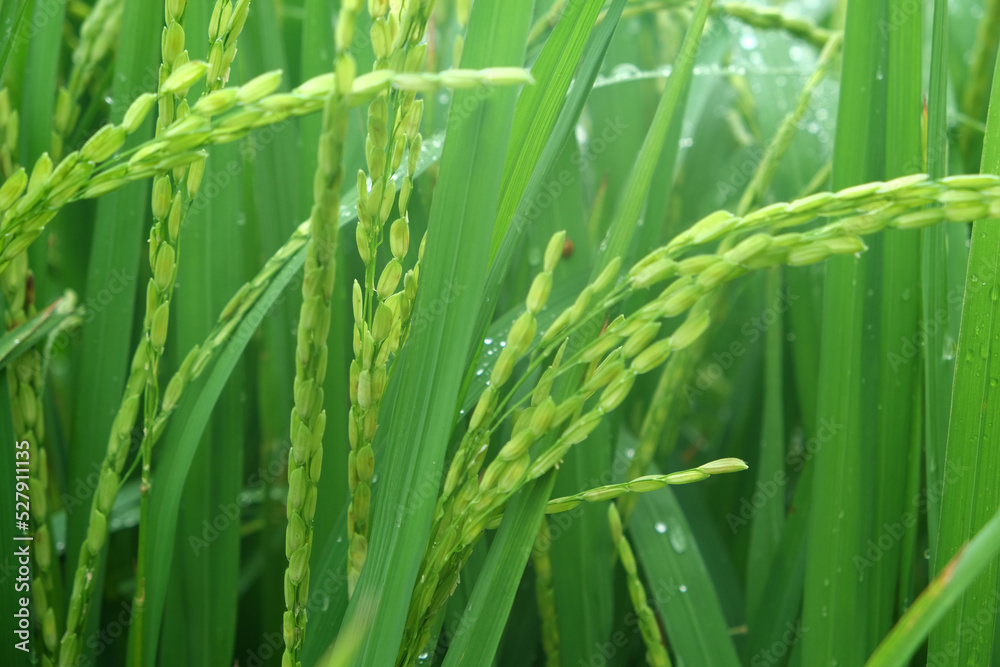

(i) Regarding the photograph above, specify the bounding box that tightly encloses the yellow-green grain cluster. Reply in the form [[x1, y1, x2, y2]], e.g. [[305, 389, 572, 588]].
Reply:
[[2, 254, 58, 664], [52, 0, 125, 160], [0, 66, 531, 277], [533, 518, 560, 667], [281, 2, 358, 664], [609, 503, 672, 667], [346, 0, 437, 596], [57, 1, 253, 663]]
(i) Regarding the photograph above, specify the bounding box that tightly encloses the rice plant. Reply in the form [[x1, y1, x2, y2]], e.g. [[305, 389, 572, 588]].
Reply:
[[1, 0, 999, 666]]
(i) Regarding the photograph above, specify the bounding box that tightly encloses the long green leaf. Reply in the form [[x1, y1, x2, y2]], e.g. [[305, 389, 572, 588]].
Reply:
[[631, 483, 741, 665], [929, 37, 1000, 665], [0, 0, 30, 82], [0, 291, 79, 370], [490, 0, 605, 257], [868, 507, 1000, 667], [869, 0, 923, 647], [137, 236, 305, 667], [440, 473, 557, 666], [338, 1, 532, 661], [802, 0, 885, 663]]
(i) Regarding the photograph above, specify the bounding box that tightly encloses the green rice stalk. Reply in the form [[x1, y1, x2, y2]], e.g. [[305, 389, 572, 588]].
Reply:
[[130, 1, 251, 661], [530, 0, 835, 49], [737, 32, 843, 213], [717, 2, 835, 49], [609, 503, 672, 667], [0, 66, 531, 276], [281, 2, 357, 663], [544, 458, 748, 515], [0, 88, 60, 665], [484, 458, 749, 526], [398, 231, 566, 663], [52, 0, 125, 160], [532, 518, 559, 667], [2, 260, 58, 662], [399, 171, 1000, 651], [347, 0, 435, 597], [618, 34, 841, 522]]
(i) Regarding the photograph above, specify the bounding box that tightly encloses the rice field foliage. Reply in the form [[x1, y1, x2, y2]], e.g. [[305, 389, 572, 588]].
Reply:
[[2, 0, 1000, 666]]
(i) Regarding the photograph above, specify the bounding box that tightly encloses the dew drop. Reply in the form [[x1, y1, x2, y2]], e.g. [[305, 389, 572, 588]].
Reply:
[[655, 521, 668, 534], [678, 584, 688, 593], [669, 528, 688, 553]]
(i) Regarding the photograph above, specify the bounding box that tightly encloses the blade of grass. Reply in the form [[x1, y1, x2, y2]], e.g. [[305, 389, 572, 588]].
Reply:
[[167, 140, 245, 667], [867, 506, 1000, 667], [923, 0, 966, 568], [19, 0, 64, 305], [440, 472, 557, 666], [136, 232, 305, 667], [801, 0, 885, 663], [0, 291, 79, 370], [630, 481, 742, 665], [928, 37, 1000, 666], [337, 0, 533, 661], [869, 0, 923, 646], [549, 5, 712, 659], [468, 0, 628, 374], [0, 0, 30, 82], [489, 0, 605, 258], [445, 4, 711, 660], [745, 462, 814, 664], [237, 0, 304, 645]]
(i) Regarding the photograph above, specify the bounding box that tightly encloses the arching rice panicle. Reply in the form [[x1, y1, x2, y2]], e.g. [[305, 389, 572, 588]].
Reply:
[[59, 1, 254, 661], [609, 504, 672, 667]]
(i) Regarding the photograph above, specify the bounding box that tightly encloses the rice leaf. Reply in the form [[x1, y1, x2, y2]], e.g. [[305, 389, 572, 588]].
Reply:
[[928, 37, 1000, 665], [630, 481, 741, 666], [802, 0, 885, 663], [337, 1, 533, 661], [135, 233, 305, 667], [490, 0, 605, 257], [868, 507, 1000, 667], [869, 0, 923, 646]]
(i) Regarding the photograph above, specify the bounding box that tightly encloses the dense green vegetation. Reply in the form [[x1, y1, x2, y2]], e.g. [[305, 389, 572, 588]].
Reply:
[[2, 0, 1000, 665]]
